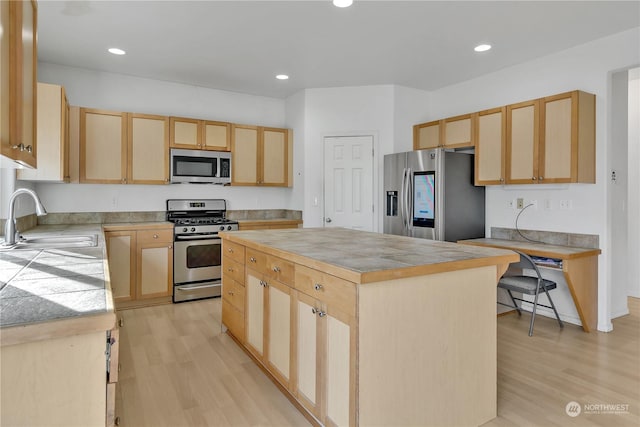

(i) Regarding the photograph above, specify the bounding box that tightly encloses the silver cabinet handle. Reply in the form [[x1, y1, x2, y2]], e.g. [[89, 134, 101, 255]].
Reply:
[[153, 234, 158, 239], [325, 217, 332, 223], [273, 266, 281, 273], [168, 245, 172, 249], [228, 248, 234, 253], [532, 177, 536, 180], [539, 176, 544, 180], [318, 311, 327, 317], [250, 257, 256, 263], [314, 283, 323, 291], [311, 307, 317, 314], [12, 143, 32, 153], [118, 318, 124, 327]]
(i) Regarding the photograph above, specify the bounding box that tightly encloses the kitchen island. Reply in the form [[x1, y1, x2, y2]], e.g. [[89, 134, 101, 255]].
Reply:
[[220, 228, 518, 427]]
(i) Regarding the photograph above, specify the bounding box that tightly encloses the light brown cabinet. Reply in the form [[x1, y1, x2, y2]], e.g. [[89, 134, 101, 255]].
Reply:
[[0, 0, 37, 168], [80, 108, 169, 184], [413, 120, 441, 150], [232, 125, 292, 186], [474, 107, 506, 185], [169, 117, 231, 151], [506, 90, 595, 184], [105, 225, 173, 308], [18, 83, 70, 182]]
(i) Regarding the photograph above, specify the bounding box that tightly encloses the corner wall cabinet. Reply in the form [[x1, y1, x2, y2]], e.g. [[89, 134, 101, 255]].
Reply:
[[413, 120, 441, 150], [0, 0, 37, 168], [232, 125, 292, 187], [17, 82, 70, 182], [80, 108, 169, 184], [105, 224, 173, 308], [169, 117, 231, 151]]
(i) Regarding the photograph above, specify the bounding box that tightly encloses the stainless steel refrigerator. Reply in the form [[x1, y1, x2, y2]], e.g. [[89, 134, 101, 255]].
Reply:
[[383, 148, 485, 242]]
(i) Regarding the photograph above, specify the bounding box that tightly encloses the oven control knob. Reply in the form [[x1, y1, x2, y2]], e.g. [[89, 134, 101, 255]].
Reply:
[[227, 225, 233, 231], [182, 227, 188, 233], [190, 227, 196, 232], [219, 226, 225, 231]]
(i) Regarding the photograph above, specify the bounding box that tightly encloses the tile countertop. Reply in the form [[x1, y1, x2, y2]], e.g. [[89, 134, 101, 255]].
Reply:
[[220, 228, 519, 284], [0, 225, 116, 347]]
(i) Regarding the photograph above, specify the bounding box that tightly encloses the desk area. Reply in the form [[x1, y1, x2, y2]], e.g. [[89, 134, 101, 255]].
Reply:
[[459, 229, 601, 332]]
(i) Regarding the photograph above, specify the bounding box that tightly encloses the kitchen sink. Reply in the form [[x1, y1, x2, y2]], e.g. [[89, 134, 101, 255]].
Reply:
[[0, 234, 99, 251]]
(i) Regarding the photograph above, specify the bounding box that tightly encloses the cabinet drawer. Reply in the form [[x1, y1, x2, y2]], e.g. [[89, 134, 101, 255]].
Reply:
[[223, 256, 245, 284], [224, 240, 246, 263], [222, 301, 245, 342], [246, 248, 294, 285], [222, 277, 245, 312], [295, 265, 356, 317], [137, 228, 172, 244]]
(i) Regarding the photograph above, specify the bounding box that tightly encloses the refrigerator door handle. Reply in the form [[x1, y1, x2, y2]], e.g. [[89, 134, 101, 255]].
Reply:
[[405, 167, 412, 236], [400, 168, 407, 229]]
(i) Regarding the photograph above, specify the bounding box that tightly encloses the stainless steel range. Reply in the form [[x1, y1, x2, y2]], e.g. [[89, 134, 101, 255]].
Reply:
[[167, 199, 238, 303]]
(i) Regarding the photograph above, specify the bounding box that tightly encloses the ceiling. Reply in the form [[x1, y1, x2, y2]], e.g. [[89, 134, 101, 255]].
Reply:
[[37, 1, 640, 99]]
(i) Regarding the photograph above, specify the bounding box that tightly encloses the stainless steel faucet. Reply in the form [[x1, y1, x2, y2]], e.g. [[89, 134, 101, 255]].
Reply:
[[3, 188, 47, 245]]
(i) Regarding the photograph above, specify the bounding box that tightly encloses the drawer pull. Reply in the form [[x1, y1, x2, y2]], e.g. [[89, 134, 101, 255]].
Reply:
[[311, 307, 318, 314], [318, 311, 327, 318], [273, 266, 281, 273], [228, 268, 233, 272], [115, 416, 121, 426], [153, 234, 159, 239], [118, 318, 124, 327], [250, 257, 256, 263], [314, 283, 323, 291], [228, 248, 234, 253], [228, 291, 234, 296]]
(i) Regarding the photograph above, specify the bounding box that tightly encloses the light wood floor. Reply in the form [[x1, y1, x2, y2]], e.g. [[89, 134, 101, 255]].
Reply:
[[116, 297, 640, 427]]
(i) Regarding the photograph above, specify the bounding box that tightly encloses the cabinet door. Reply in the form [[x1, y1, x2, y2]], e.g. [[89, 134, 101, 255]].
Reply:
[[266, 279, 292, 387], [325, 305, 356, 427], [203, 120, 231, 151], [105, 231, 136, 302], [1, 0, 37, 167], [413, 121, 441, 150], [128, 113, 169, 184], [169, 117, 201, 149], [295, 291, 323, 419], [245, 271, 265, 357], [231, 124, 259, 185], [80, 108, 127, 184], [475, 108, 506, 185], [261, 127, 288, 186], [506, 100, 539, 184], [17, 83, 68, 181], [538, 92, 578, 183], [137, 242, 172, 299], [443, 114, 474, 148]]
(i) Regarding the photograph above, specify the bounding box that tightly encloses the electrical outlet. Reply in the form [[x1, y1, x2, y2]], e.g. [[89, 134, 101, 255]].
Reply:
[[516, 198, 524, 209]]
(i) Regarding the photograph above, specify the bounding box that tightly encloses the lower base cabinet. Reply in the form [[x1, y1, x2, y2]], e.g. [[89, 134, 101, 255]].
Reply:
[[104, 225, 173, 308]]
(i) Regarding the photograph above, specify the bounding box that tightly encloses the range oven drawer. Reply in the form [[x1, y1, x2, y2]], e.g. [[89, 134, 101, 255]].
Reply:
[[173, 281, 221, 303]]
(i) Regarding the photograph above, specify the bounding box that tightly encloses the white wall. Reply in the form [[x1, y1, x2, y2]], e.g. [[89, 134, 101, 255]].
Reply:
[[32, 62, 296, 213], [429, 27, 640, 331], [628, 68, 640, 298], [392, 85, 432, 153]]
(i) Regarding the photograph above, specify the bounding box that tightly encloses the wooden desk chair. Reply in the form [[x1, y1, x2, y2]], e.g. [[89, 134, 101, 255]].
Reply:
[[498, 250, 564, 336]]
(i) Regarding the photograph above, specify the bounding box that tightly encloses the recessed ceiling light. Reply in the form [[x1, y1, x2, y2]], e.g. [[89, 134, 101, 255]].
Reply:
[[474, 44, 492, 52], [108, 48, 126, 55], [276, 74, 289, 80], [333, 0, 353, 8]]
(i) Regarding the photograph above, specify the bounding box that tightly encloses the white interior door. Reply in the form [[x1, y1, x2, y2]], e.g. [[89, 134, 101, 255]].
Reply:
[[323, 136, 374, 231]]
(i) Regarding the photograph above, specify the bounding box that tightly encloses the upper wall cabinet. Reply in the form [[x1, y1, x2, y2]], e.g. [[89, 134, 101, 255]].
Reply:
[[18, 83, 70, 182], [80, 108, 169, 185], [505, 90, 595, 185], [169, 117, 231, 151], [443, 114, 475, 148], [474, 107, 506, 186], [232, 125, 292, 187], [413, 120, 440, 150], [0, 0, 37, 168]]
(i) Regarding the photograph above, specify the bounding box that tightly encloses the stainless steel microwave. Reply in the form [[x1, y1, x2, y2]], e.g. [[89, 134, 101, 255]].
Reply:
[[170, 148, 232, 184]]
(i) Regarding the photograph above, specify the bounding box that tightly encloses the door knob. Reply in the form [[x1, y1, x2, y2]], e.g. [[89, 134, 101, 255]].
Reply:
[[325, 217, 332, 223]]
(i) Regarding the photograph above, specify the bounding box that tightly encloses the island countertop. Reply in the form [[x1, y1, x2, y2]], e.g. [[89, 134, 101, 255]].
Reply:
[[0, 225, 116, 346], [220, 227, 518, 283]]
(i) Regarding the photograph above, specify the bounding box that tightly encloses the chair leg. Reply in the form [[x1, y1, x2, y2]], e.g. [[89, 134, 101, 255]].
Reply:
[[542, 285, 564, 329], [528, 288, 541, 337], [507, 290, 522, 316]]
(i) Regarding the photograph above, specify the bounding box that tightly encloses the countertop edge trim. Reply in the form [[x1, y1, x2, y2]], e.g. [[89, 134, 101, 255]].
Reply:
[[458, 239, 602, 260]]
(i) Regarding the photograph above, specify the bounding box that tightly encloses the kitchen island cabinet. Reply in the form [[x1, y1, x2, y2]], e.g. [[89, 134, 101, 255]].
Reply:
[[220, 228, 518, 427]]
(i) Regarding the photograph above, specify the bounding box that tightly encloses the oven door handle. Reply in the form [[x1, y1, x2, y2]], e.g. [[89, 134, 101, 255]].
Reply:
[[175, 283, 220, 291], [175, 235, 221, 241]]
